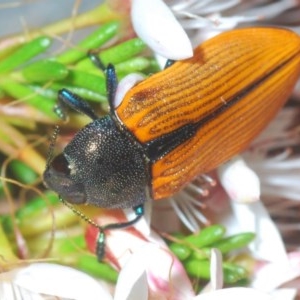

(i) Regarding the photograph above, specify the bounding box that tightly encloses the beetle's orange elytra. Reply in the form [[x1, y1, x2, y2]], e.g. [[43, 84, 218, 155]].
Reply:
[[116, 28, 300, 199]]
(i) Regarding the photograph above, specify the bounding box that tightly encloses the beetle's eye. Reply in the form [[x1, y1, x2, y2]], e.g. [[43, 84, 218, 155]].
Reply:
[[50, 154, 70, 175]]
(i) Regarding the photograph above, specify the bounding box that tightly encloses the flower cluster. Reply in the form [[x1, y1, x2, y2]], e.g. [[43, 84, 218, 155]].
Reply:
[[1, 0, 300, 299]]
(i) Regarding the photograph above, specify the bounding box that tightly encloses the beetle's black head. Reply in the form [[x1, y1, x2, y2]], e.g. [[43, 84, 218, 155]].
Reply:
[[43, 116, 148, 209]]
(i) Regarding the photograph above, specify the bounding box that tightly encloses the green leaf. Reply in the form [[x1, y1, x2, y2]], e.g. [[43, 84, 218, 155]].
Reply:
[[64, 69, 106, 94], [77, 255, 118, 283], [185, 259, 210, 279], [22, 60, 68, 82], [211, 232, 255, 254], [56, 21, 120, 64], [9, 160, 38, 184], [99, 38, 146, 65], [169, 243, 191, 261], [223, 262, 248, 284], [0, 36, 51, 74], [184, 225, 226, 248], [16, 192, 59, 220], [114, 57, 151, 73], [185, 259, 248, 283], [0, 79, 56, 118], [76, 38, 147, 71]]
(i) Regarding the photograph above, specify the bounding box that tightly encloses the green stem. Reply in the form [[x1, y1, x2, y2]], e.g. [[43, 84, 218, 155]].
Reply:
[[0, 79, 57, 118], [0, 3, 122, 56]]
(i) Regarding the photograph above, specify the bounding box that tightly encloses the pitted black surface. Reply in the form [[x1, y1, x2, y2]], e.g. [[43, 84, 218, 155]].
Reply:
[[44, 116, 148, 209]]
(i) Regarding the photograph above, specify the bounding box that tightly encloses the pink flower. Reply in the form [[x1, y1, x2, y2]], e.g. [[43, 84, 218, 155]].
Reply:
[[85, 207, 195, 299]]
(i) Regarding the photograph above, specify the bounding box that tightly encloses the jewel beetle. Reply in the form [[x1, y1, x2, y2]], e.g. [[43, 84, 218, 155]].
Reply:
[[44, 27, 300, 259]]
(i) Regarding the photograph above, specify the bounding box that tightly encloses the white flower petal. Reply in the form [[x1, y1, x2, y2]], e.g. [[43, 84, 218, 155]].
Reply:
[[230, 201, 287, 263], [270, 288, 297, 300], [100, 210, 166, 266], [114, 73, 145, 108], [195, 287, 271, 300], [251, 252, 300, 293], [242, 0, 298, 19], [0, 269, 43, 300], [115, 244, 195, 299], [170, 196, 201, 232], [14, 263, 112, 300], [197, 0, 240, 14], [154, 53, 169, 70], [218, 156, 260, 203], [131, 0, 193, 59], [209, 15, 260, 29], [114, 254, 148, 300], [210, 248, 223, 290]]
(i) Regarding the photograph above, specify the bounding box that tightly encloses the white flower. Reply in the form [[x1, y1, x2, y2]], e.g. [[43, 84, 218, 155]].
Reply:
[[250, 251, 300, 299], [113, 242, 272, 300], [131, 0, 193, 59], [131, 0, 300, 55], [218, 156, 260, 204], [0, 263, 112, 300]]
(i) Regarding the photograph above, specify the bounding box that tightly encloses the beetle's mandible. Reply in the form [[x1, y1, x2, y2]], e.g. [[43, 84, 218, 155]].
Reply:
[[44, 27, 300, 257]]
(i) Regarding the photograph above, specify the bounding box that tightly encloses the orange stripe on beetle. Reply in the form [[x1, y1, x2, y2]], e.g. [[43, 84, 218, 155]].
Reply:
[[116, 27, 300, 199]]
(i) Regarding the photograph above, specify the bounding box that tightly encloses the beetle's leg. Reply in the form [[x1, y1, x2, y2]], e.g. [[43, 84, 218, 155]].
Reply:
[[88, 51, 106, 72], [105, 64, 118, 115], [60, 197, 144, 261], [164, 59, 175, 69], [96, 204, 144, 261], [88, 52, 118, 115], [55, 89, 98, 121]]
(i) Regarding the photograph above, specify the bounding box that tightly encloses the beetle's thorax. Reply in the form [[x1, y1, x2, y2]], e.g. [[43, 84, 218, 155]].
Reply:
[[44, 115, 149, 209]]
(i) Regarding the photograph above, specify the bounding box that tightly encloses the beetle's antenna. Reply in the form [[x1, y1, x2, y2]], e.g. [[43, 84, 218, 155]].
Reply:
[[59, 196, 102, 229], [45, 125, 60, 170], [59, 196, 144, 261]]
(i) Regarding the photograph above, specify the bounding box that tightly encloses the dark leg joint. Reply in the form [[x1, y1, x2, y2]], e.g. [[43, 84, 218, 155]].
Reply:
[[88, 51, 106, 72], [96, 205, 144, 261], [55, 89, 98, 121], [164, 59, 175, 69]]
